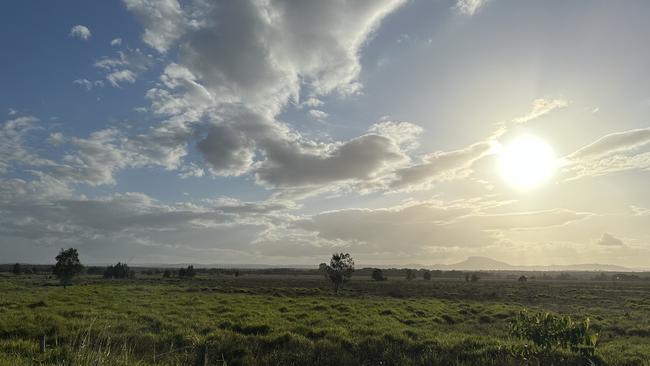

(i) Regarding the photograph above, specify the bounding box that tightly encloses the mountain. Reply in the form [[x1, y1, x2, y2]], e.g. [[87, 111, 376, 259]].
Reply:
[[429, 256, 635, 272], [434, 256, 514, 270]]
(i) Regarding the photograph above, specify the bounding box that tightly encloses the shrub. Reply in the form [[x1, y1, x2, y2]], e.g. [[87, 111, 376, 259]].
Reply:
[[53, 248, 83, 288], [371, 268, 386, 281], [103, 262, 131, 279], [324, 253, 354, 294], [423, 270, 431, 280], [510, 311, 599, 358], [179, 265, 196, 279], [405, 269, 416, 281]]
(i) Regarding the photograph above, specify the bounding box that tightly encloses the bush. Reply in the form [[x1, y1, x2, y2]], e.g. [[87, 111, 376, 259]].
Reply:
[[179, 265, 196, 279], [324, 253, 354, 294], [405, 269, 416, 281], [423, 270, 431, 280], [53, 248, 83, 288], [371, 269, 386, 281], [510, 311, 599, 358], [103, 262, 131, 279]]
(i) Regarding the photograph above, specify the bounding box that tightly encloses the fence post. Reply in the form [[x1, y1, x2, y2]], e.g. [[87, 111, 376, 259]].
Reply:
[[39, 334, 46, 353], [194, 343, 208, 366]]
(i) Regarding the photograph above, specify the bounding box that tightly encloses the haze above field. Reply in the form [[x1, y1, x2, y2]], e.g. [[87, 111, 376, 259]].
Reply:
[[1, 0, 650, 267]]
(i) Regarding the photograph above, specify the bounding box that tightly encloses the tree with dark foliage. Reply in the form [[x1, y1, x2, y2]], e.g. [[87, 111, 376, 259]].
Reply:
[[53, 248, 83, 288], [12, 263, 22, 275], [103, 262, 131, 279], [423, 269, 432, 280], [371, 268, 386, 281], [405, 269, 416, 280], [162, 270, 172, 278], [179, 265, 196, 279], [325, 253, 354, 294]]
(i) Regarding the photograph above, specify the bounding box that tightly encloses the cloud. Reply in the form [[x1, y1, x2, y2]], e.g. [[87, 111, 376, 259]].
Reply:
[[47, 132, 65, 146], [69, 25, 92, 40], [0, 116, 54, 174], [256, 132, 408, 188], [300, 97, 324, 109], [563, 127, 650, 180], [106, 70, 137, 87], [128, 0, 404, 114], [178, 163, 204, 179], [384, 99, 568, 193], [0, 176, 295, 262], [308, 109, 328, 120], [123, 0, 186, 53], [293, 200, 589, 256], [491, 98, 569, 139], [120, 0, 408, 194], [95, 49, 152, 87], [454, 0, 489, 16], [595, 232, 625, 247], [73, 79, 104, 91], [110, 38, 123, 46], [389, 142, 493, 191], [567, 127, 650, 161]]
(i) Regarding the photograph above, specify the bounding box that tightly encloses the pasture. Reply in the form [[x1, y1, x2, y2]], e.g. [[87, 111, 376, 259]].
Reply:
[[1, 272, 649, 365]]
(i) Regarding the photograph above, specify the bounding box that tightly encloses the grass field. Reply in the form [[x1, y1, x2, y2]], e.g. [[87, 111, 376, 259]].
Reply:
[[1, 273, 649, 365]]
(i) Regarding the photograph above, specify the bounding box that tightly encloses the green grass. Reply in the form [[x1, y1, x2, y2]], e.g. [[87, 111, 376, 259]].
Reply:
[[0, 274, 649, 365]]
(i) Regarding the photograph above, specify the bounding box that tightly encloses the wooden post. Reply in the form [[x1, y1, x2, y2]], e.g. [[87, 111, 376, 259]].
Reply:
[[194, 343, 208, 366], [39, 334, 46, 353]]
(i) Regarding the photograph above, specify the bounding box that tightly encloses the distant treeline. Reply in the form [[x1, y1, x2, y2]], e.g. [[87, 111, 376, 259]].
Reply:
[[1, 263, 649, 281]]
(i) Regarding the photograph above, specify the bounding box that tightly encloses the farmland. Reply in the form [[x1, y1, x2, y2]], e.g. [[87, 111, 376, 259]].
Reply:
[[1, 272, 649, 365]]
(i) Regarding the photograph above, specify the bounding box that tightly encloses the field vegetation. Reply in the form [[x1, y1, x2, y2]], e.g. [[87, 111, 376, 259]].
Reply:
[[1, 268, 649, 365]]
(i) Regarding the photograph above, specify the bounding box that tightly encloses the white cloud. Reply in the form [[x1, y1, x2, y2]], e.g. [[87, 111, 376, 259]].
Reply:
[[567, 127, 650, 161], [110, 38, 123, 46], [0, 116, 54, 174], [389, 142, 493, 191], [308, 109, 328, 120], [178, 163, 204, 179], [69, 25, 92, 40], [95, 49, 152, 88], [293, 200, 589, 257], [73, 79, 104, 91], [106, 70, 137, 87], [122, 0, 185, 53], [47, 132, 65, 146], [300, 97, 324, 109], [563, 127, 650, 180], [8, 108, 17, 116], [595, 233, 625, 247], [454, 0, 489, 16], [121, 0, 408, 194]]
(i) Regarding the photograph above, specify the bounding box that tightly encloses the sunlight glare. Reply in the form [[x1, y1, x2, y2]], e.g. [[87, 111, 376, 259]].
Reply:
[[498, 135, 557, 190]]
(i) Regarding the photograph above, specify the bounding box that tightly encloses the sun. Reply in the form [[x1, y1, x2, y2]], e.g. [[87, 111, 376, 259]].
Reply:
[[497, 135, 557, 189]]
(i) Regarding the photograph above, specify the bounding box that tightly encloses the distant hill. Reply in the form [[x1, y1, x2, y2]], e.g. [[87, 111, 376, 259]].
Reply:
[[427, 256, 634, 272]]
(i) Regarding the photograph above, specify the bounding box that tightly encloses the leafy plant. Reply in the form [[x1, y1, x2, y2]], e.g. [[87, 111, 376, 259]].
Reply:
[[324, 253, 354, 294], [405, 269, 416, 281], [371, 268, 386, 281], [53, 248, 84, 288], [510, 311, 599, 358]]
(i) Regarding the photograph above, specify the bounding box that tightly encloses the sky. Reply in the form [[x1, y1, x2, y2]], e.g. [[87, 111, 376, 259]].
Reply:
[[1, 0, 650, 267]]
